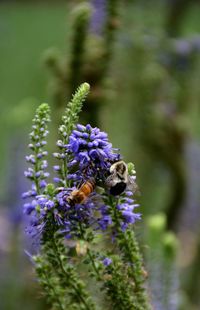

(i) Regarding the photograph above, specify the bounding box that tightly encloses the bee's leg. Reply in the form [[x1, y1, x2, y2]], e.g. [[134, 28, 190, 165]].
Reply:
[[54, 187, 65, 193]]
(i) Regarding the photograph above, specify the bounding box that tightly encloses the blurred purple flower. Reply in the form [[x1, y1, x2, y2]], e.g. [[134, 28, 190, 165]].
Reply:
[[103, 257, 112, 266], [173, 39, 192, 56], [90, 0, 107, 35]]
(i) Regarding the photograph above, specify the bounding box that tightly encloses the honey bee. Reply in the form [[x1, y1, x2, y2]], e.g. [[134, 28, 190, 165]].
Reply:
[[106, 160, 137, 196], [66, 178, 96, 206]]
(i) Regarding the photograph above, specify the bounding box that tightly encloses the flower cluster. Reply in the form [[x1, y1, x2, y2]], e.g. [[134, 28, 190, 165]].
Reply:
[[22, 104, 50, 236], [23, 104, 140, 239], [66, 123, 120, 183], [98, 191, 141, 233], [23, 103, 50, 196], [116, 193, 141, 230]]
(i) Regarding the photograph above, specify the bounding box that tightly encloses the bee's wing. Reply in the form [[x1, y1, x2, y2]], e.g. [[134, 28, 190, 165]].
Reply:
[[127, 176, 140, 195], [90, 192, 104, 205]]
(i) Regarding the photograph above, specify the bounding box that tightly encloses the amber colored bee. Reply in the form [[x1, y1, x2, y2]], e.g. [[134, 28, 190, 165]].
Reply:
[[67, 178, 96, 206]]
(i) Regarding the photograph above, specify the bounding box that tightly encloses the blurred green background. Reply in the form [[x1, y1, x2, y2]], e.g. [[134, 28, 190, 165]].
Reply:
[[0, 0, 200, 309]]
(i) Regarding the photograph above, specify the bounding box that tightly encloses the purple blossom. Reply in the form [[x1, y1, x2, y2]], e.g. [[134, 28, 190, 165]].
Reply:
[[67, 124, 120, 182], [23, 103, 50, 235], [103, 257, 112, 266], [98, 205, 112, 230], [22, 190, 37, 199], [39, 180, 47, 188], [23, 202, 36, 215], [54, 177, 63, 184], [117, 194, 141, 228], [36, 195, 55, 210], [26, 155, 36, 164], [173, 39, 192, 56], [23, 193, 56, 237], [55, 188, 98, 238], [53, 165, 61, 171], [99, 192, 141, 233], [90, 0, 107, 35]]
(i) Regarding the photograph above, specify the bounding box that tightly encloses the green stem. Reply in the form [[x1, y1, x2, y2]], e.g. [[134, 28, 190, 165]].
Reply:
[[61, 138, 68, 187], [111, 197, 150, 309], [34, 147, 41, 194], [87, 248, 101, 280], [78, 223, 101, 280], [42, 270, 65, 310], [51, 234, 93, 310]]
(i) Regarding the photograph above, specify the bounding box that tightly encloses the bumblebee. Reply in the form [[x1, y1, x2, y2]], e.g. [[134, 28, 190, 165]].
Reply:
[[106, 161, 137, 196]]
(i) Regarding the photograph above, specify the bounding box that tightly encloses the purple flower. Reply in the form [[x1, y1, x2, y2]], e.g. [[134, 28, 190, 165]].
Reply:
[[98, 214, 112, 230], [55, 188, 98, 238], [122, 210, 141, 224], [24, 104, 50, 193], [39, 180, 47, 188], [67, 124, 120, 182], [99, 192, 141, 233], [23, 202, 36, 215], [98, 205, 112, 230], [36, 195, 55, 210], [54, 177, 63, 184], [23, 103, 51, 235], [53, 165, 61, 171], [173, 39, 192, 56], [103, 257, 112, 267], [117, 194, 141, 228], [90, 0, 107, 35], [23, 193, 57, 237]]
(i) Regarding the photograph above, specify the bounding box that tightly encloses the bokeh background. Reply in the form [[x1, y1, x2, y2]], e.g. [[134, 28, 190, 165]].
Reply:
[[0, 0, 200, 309]]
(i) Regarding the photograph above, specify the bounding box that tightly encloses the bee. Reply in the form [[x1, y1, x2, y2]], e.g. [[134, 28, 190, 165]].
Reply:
[[66, 178, 96, 206], [106, 160, 137, 196]]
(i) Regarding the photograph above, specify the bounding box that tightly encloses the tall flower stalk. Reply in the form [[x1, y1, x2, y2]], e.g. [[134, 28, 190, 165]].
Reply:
[[54, 82, 90, 186], [23, 83, 151, 309]]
